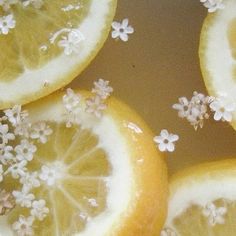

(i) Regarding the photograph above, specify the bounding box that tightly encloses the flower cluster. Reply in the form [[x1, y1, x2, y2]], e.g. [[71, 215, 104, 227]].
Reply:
[[173, 92, 213, 130], [200, 0, 225, 12], [202, 202, 227, 226], [0, 105, 52, 235], [0, 0, 44, 35], [173, 92, 235, 130], [63, 79, 113, 126], [111, 18, 134, 42]]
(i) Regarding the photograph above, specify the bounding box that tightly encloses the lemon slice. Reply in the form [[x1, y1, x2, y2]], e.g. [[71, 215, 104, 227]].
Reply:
[[199, 0, 236, 128], [0, 90, 168, 236], [0, 0, 116, 109], [162, 159, 236, 236]]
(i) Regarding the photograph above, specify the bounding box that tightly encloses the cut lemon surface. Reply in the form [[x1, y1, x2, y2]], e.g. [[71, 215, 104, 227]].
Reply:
[[199, 0, 236, 128], [163, 159, 236, 236], [0, 90, 168, 236], [0, 0, 116, 109]]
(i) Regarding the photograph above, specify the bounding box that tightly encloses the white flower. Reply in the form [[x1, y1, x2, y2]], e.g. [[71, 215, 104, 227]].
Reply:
[[21, 0, 43, 8], [111, 18, 134, 42], [200, 0, 224, 12], [6, 160, 27, 179], [154, 129, 179, 152], [173, 92, 212, 130], [0, 145, 14, 165], [4, 105, 28, 127], [31, 199, 49, 221], [15, 139, 37, 162], [0, 14, 16, 35], [12, 215, 34, 236], [0, 189, 15, 215], [0, 164, 3, 182], [63, 88, 81, 112], [161, 227, 177, 236], [92, 79, 113, 99], [0, 0, 18, 11], [0, 123, 15, 148], [85, 96, 107, 118], [210, 98, 235, 122], [39, 163, 63, 186], [202, 202, 227, 226], [58, 29, 85, 55], [30, 122, 53, 144], [20, 172, 40, 191], [12, 189, 35, 208]]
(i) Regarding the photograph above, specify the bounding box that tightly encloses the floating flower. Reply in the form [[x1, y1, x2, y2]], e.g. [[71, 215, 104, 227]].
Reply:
[[111, 18, 134, 42], [0, 14, 16, 35], [0, 189, 15, 215], [30, 122, 53, 144], [0, 123, 15, 148], [31, 199, 49, 221], [21, 0, 43, 8], [210, 98, 235, 122], [85, 96, 107, 118], [92, 78, 113, 99], [63, 88, 81, 112], [13, 189, 35, 208], [200, 0, 225, 13], [173, 92, 212, 130], [6, 160, 27, 179], [15, 139, 37, 162], [154, 129, 179, 152], [58, 29, 85, 55], [0, 145, 14, 165], [12, 215, 34, 236], [20, 172, 41, 191], [4, 105, 28, 127], [202, 202, 227, 226]]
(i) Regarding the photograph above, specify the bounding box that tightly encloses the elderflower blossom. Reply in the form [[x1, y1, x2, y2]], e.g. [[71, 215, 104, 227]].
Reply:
[[15, 139, 37, 162], [4, 105, 28, 127], [200, 0, 225, 13], [85, 96, 107, 118], [20, 172, 40, 191], [0, 190, 15, 215], [210, 98, 235, 122], [6, 160, 27, 179], [111, 18, 134, 42], [31, 199, 49, 221], [63, 88, 81, 112], [92, 79, 113, 99], [173, 92, 213, 130], [30, 122, 53, 143], [0, 14, 16, 35], [202, 202, 227, 226], [13, 189, 35, 208], [0, 123, 15, 148], [12, 215, 34, 236], [58, 29, 85, 55], [0, 145, 14, 165], [154, 129, 179, 152]]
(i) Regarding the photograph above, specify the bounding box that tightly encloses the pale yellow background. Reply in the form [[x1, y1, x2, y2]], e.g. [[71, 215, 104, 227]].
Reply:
[[71, 0, 236, 175]]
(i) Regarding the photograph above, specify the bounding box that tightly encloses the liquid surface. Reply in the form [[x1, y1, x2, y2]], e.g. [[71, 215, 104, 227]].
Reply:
[[71, 0, 236, 175]]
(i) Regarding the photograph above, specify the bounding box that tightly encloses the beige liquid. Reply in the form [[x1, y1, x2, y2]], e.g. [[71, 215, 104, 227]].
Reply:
[[71, 0, 236, 176]]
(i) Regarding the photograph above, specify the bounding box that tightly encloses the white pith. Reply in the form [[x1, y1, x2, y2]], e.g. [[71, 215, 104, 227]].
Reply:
[[0, 98, 133, 236], [202, 0, 236, 119], [0, 0, 112, 104]]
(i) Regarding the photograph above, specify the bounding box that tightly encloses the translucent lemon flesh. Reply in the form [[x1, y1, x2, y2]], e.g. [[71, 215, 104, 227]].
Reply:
[[3, 123, 111, 235]]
